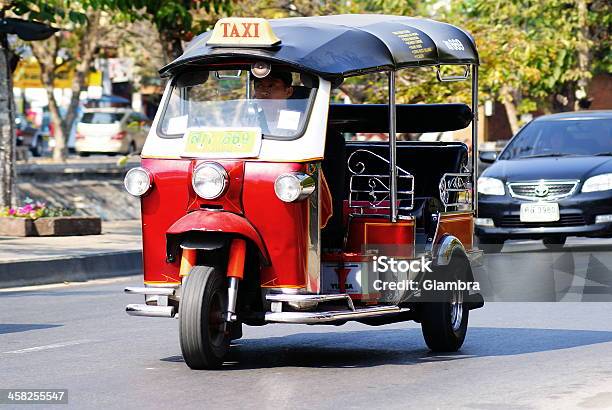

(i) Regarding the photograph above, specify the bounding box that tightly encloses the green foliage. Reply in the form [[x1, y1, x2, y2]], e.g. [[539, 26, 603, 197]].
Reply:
[[448, 0, 610, 113]]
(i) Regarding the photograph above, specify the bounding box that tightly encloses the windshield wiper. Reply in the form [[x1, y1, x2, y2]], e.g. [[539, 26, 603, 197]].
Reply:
[[520, 152, 572, 159], [593, 152, 612, 156]]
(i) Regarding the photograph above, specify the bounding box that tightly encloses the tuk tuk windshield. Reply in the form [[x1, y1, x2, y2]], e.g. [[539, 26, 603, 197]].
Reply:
[[159, 69, 317, 140]]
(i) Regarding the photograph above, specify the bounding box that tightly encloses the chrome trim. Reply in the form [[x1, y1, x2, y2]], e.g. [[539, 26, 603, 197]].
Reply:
[[435, 235, 466, 266], [126, 304, 175, 318], [124, 287, 175, 296], [389, 70, 398, 222], [347, 149, 414, 214], [306, 165, 321, 293], [265, 305, 407, 324], [450, 289, 464, 331], [266, 293, 355, 311], [507, 180, 579, 201], [226, 277, 239, 322], [437, 65, 471, 82], [439, 171, 472, 210]]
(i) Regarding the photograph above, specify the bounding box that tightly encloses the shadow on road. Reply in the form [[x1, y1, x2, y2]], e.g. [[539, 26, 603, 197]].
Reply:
[[0, 323, 63, 335], [160, 326, 612, 370]]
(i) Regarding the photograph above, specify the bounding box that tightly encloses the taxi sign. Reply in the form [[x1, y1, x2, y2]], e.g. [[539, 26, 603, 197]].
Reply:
[[182, 127, 262, 158], [207, 18, 281, 47]]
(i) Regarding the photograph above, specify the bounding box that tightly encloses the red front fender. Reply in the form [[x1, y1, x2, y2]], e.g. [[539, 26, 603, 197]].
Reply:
[[166, 211, 270, 264]]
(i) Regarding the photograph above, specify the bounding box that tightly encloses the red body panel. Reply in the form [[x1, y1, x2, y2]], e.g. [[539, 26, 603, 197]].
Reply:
[[186, 160, 244, 215], [141, 158, 191, 284], [166, 210, 269, 263], [242, 162, 310, 288], [346, 217, 415, 256], [140, 158, 309, 287], [435, 212, 474, 250]]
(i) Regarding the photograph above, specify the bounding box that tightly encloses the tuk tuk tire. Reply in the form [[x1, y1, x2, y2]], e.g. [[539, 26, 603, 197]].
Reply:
[[179, 265, 230, 370], [419, 259, 469, 352]]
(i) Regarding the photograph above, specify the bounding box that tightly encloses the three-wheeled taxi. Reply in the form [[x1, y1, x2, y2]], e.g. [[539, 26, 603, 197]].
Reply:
[[124, 15, 484, 369]]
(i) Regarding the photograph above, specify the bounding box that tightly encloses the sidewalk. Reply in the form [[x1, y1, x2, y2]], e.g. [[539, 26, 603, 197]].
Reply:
[[0, 220, 142, 289]]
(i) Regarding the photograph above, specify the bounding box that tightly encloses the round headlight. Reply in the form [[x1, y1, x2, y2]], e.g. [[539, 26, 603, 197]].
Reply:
[[192, 162, 228, 199], [274, 173, 315, 202], [124, 167, 152, 197]]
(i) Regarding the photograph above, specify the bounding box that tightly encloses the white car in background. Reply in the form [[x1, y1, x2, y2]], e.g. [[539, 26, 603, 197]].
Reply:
[[75, 108, 150, 156]]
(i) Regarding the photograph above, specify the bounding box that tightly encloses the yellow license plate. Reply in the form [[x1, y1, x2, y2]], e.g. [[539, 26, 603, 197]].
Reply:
[[183, 127, 262, 158]]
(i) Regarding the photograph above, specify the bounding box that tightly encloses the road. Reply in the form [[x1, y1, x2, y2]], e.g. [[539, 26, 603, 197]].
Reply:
[[2, 239, 612, 409]]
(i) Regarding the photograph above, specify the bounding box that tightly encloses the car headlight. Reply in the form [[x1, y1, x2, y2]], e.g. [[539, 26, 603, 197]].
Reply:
[[192, 162, 228, 199], [274, 173, 316, 202], [124, 167, 152, 197], [582, 173, 612, 193], [477, 177, 505, 196]]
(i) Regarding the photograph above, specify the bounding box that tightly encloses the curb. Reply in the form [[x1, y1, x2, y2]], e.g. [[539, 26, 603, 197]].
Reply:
[[0, 250, 142, 289]]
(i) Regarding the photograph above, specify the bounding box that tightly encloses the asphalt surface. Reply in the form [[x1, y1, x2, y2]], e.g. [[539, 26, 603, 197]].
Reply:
[[2, 239, 612, 409]]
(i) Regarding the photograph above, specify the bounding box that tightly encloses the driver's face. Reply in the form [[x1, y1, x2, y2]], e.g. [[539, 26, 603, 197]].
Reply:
[[254, 77, 293, 100]]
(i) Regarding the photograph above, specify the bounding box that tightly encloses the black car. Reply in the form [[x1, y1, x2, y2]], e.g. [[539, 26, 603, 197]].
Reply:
[[476, 110, 612, 252]]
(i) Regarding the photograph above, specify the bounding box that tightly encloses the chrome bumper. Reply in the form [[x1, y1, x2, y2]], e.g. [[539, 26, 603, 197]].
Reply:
[[126, 304, 176, 318], [124, 285, 179, 318], [264, 292, 407, 324], [265, 305, 407, 324]]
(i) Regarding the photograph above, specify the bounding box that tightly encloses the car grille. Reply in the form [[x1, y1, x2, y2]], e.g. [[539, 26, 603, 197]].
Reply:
[[497, 213, 586, 228], [507, 180, 578, 200]]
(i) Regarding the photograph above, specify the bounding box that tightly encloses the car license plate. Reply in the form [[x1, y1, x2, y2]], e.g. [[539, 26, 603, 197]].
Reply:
[[520, 202, 560, 222], [182, 127, 262, 158]]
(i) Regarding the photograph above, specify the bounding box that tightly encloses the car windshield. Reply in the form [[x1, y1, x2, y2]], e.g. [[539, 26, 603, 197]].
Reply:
[[159, 69, 317, 140], [499, 118, 612, 160], [81, 112, 125, 124]]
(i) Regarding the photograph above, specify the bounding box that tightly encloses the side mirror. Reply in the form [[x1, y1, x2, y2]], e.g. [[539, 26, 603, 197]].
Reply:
[[479, 151, 498, 163]]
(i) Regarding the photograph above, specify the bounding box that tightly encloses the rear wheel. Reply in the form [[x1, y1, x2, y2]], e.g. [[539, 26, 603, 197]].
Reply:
[[179, 265, 230, 370], [543, 236, 566, 250], [420, 259, 470, 352]]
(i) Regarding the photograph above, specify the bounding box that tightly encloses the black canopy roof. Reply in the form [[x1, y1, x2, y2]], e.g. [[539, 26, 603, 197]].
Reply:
[[160, 14, 479, 80], [329, 103, 473, 133]]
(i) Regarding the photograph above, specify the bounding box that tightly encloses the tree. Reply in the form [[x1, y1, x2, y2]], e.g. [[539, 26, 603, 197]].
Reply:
[[29, 8, 106, 162], [0, 0, 61, 206], [0, 5, 16, 207], [123, 1, 233, 65], [449, 0, 611, 132]]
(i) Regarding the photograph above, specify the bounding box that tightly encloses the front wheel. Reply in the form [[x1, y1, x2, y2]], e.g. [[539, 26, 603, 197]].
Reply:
[[179, 265, 230, 370], [420, 260, 470, 352]]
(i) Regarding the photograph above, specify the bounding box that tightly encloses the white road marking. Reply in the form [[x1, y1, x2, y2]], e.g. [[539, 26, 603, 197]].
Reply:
[[3, 339, 93, 354]]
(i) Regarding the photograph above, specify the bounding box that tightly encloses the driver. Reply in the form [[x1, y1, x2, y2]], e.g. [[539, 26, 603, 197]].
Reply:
[[253, 70, 294, 100]]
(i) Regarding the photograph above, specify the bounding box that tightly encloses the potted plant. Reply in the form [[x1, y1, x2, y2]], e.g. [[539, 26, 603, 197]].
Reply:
[[0, 199, 101, 237]]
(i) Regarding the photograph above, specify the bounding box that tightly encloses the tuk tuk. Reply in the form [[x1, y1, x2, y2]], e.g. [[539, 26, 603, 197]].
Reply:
[[123, 14, 484, 370]]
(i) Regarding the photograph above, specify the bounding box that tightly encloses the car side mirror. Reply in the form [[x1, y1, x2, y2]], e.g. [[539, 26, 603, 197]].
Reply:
[[479, 151, 497, 163]]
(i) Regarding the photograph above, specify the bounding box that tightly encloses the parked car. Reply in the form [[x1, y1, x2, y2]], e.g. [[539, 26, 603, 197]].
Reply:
[[14, 114, 45, 156], [476, 110, 612, 252], [75, 108, 150, 156]]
